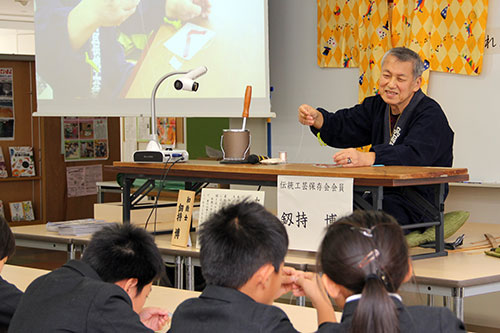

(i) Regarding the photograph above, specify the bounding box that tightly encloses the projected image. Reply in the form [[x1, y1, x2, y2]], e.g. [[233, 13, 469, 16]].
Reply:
[[34, 0, 268, 115]]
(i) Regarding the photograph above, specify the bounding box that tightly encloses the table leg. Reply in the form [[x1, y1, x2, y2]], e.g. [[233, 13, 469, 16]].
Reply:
[[67, 243, 75, 261], [175, 256, 184, 289], [186, 256, 194, 291], [97, 187, 103, 203], [296, 296, 306, 306], [434, 183, 446, 253], [427, 294, 434, 306], [452, 287, 464, 321], [443, 296, 451, 309], [123, 176, 133, 225]]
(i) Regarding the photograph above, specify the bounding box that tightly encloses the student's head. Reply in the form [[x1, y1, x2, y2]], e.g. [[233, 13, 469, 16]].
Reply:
[[0, 216, 16, 272], [379, 47, 424, 114], [318, 210, 411, 333], [82, 224, 163, 313], [199, 201, 288, 304]]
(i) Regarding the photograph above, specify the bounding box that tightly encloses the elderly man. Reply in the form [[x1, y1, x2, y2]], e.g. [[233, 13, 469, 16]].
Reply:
[[298, 47, 454, 226]]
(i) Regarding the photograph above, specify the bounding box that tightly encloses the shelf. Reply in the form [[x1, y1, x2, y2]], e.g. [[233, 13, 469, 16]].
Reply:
[[9, 220, 44, 227], [0, 176, 42, 182]]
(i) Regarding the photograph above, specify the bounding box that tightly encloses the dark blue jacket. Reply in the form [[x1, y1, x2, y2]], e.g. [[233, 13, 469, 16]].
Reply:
[[311, 91, 454, 225]]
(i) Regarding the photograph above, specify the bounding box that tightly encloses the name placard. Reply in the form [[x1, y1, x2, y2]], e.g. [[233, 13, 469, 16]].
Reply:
[[171, 190, 196, 247], [277, 175, 353, 251]]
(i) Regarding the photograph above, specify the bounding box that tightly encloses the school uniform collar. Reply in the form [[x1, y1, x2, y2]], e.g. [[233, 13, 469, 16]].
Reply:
[[63, 259, 103, 281], [200, 284, 257, 304], [345, 292, 402, 304], [341, 293, 404, 323]]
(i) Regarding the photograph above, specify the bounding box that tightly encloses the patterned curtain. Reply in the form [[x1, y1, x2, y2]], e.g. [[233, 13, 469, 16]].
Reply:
[[318, 0, 489, 98]]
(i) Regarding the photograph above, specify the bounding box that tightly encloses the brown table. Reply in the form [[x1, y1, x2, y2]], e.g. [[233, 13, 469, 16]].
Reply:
[[107, 161, 469, 258]]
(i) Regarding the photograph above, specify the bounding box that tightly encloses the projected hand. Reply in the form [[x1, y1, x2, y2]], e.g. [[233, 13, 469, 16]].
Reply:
[[68, 0, 140, 50], [166, 0, 211, 21], [84, 0, 141, 27]]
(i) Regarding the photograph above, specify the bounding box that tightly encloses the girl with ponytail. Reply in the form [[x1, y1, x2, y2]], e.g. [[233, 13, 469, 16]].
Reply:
[[297, 210, 465, 333]]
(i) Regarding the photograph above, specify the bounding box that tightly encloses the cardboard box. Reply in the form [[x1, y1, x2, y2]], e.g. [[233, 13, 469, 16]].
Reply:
[[94, 200, 177, 224], [94, 200, 199, 229]]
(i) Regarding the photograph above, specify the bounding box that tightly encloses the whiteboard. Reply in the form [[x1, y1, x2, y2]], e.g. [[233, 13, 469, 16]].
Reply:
[[269, 0, 500, 183]]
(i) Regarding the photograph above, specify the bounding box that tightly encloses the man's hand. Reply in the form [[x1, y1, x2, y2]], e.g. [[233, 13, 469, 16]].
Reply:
[[139, 307, 171, 331], [82, 0, 140, 27], [68, 0, 140, 50], [298, 104, 324, 129], [333, 148, 375, 167]]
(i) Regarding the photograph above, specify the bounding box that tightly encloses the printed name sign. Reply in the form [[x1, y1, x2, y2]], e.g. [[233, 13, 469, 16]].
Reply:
[[277, 175, 353, 251], [171, 190, 196, 248]]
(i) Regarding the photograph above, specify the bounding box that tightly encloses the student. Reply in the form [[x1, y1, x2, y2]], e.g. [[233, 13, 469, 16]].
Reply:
[[0, 217, 22, 333], [300, 210, 465, 332], [169, 201, 335, 332], [8, 224, 170, 333]]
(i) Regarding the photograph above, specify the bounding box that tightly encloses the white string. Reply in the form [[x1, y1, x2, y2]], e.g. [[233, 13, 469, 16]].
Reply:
[[293, 125, 306, 163]]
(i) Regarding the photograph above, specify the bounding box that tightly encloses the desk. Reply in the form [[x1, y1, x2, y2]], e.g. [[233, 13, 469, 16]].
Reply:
[[10, 225, 78, 260], [96, 180, 122, 203], [2, 265, 49, 291], [146, 286, 326, 333], [3, 264, 328, 333], [107, 161, 468, 258], [402, 222, 500, 321]]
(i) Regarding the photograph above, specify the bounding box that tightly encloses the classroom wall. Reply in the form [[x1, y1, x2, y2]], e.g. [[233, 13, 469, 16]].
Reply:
[[268, 0, 500, 330]]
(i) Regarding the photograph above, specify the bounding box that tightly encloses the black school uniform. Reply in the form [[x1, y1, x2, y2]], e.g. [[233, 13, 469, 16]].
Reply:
[[169, 285, 299, 333], [0, 276, 22, 333]]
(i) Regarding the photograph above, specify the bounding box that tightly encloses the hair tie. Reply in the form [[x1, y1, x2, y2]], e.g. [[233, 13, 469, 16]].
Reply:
[[365, 273, 379, 282]]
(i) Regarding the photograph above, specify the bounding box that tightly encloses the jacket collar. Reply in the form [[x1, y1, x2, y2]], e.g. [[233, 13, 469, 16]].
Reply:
[[63, 260, 103, 281], [200, 285, 257, 304], [341, 295, 404, 323]]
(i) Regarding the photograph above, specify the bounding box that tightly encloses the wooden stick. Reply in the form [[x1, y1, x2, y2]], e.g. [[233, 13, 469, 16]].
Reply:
[[470, 235, 500, 245], [448, 244, 492, 253]]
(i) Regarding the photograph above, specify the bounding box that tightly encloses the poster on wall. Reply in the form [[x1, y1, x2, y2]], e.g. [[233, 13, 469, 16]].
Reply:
[[0, 68, 14, 140], [137, 117, 176, 147], [66, 164, 103, 198], [62, 117, 109, 161]]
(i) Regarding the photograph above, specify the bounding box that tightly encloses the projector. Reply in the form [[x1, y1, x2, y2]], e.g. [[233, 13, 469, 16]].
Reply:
[[133, 149, 189, 163]]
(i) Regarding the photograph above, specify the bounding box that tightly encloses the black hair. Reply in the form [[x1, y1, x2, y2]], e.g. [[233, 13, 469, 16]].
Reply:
[[199, 201, 288, 289], [82, 223, 163, 294], [318, 210, 409, 333], [382, 47, 425, 79], [0, 216, 15, 260]]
